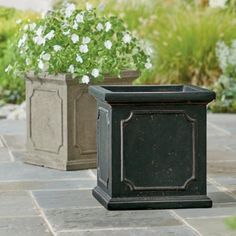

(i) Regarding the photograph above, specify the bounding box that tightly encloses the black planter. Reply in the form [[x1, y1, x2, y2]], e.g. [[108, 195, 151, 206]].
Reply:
[[89, 85, 215, 210]]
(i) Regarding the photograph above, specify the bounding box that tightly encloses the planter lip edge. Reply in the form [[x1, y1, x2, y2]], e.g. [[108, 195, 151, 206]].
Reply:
[[25, 70, 140, 83], [89, 84, 216, 104]]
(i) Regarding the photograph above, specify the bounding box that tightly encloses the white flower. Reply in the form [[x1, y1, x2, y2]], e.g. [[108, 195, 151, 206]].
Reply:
[[63, 30, 70, 36], [209, 0, 227, 8], [23, 24, 29, 31], [26, 58, 31, 65], [86, 2, 93, 11], [16, 19, 22, 25], [53, 45, 62, 52], [29, 23, 36, 31], [68, 65, 75, 74], [82, 37, 91, 44], [216, 41, 230, 71], [36, 26, 44, 36], [5, 65, 12, 73], [82, 75, 90, 84], [105, 22, 112, 32], [75, 13, 84, 23], [33, 35, 45, 46], [18, 34, 28, 48], [41, 53, 51, 61], [145, 58, 152, 69], [65, 3, 76, 18], [71, 34, 79, 43], [45, 30, 55, 40], [73, 22, 78, 30], [76, 54, 83, 63], [123, 33, 132, 44], [96, 23, 103, 31], [104, 40, 112, 50], [79, 44, 89, 53], [91, 68, 99, 78], [38, 60, 44, 70]]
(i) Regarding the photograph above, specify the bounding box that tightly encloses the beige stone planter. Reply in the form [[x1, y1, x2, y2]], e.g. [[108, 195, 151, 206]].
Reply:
[[24, 71, 139, 170]]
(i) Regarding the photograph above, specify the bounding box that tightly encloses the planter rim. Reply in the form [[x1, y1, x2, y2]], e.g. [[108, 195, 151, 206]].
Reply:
[[25, 70, 140, 84], [89, 85, 216, 104]]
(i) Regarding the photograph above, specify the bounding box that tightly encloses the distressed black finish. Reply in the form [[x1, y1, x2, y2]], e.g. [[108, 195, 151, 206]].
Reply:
[[89, 85, 215, 210]]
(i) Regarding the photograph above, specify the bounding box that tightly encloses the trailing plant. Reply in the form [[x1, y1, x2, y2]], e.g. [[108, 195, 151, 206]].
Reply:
[[7, 3, 151, 84]]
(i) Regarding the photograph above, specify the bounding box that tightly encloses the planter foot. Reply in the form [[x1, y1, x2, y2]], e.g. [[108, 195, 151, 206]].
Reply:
[[93, 187, 212, 210]]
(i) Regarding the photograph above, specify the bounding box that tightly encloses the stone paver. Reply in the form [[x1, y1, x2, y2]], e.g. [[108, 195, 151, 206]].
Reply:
[[0, 115, 235, 235], [0, 216, 52, 236]]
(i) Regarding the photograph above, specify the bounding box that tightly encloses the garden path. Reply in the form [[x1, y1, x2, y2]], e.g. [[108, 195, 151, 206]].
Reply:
[[0, 114, 235, 235]]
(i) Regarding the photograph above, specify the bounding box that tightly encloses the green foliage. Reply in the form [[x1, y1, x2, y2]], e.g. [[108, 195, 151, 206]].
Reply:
[[225, 217, 236, 230], [0, 6, 38, 104], [10, 3, 151, 84]]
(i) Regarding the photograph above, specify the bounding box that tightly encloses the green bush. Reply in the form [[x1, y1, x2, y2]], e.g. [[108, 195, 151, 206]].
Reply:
[[0, 6, 38, 104]]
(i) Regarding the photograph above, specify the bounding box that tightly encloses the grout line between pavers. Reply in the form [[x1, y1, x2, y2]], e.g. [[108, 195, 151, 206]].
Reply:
[[169, 210, 203, 236], [185, 215, 235, 220], [208, 177, 236, 200], [28, 190, 56, 236], [0, 135, 15, 162], [88, 169, 96, 179], [207, 122, 231, 136], [57, 226, 157, 233]]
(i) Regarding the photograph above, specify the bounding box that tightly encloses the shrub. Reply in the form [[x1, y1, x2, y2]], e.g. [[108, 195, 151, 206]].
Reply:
[[0, 6, 38, 104]]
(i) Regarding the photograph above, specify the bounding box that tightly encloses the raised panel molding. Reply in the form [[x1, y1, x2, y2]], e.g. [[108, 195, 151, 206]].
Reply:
[[97, 107, 110, 188], [73, 89, 97, 155], [29, 89, 63, 154], [120, 110, 197, 191]]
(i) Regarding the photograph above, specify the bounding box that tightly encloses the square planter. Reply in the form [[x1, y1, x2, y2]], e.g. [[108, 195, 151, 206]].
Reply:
[[24, 71, 139, 170], [89, 85, 215, 210]]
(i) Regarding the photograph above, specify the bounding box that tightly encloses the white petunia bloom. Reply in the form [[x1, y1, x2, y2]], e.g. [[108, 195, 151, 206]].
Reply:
[[86, 2, 93, 11], [16, 19, 22, 25], [29, 23, 36, 31], [104, 40, 112, 50], [105, 22, 112, 32], [75, 13, 84, 23], [76, 54, 83, 63], [82, 75, 90, 84], [96, 23, 103, 31], [123, 33, 132, 44], [33, 35, 45, 46], [18, 34, 28, 48], [68, 65, 75, 74], [23, 24, 29, 31], [38, 60, 45, 70], [82, 37, 91, 44], [73, 22, 78, 30], [5, 65, 12, 73], [36, 26, 44, 36], [209, 0, 227, 8], [63, 30, 70, 36], [91, 68, 99, 78], [53, 45, 62, 52], [79, 44, 89, 53], [26, 58, 31, 65], [145, 58, 152, 69], [71, 34, 79, 43], [41, 53, 51, 61], [65, 3, 76, 18], [45, 30, 55, 40]]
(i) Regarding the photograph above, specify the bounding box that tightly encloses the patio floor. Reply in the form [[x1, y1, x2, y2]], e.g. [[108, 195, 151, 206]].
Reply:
[[0, 114, 236, 236]]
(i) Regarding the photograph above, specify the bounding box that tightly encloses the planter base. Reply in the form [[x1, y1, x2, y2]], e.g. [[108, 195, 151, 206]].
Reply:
[[93, 187, 213, 210], [24, 154, 96, 171]]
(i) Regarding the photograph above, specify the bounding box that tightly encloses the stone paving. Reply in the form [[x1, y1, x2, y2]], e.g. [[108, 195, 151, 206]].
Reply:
[[0, 114, 235, 236]]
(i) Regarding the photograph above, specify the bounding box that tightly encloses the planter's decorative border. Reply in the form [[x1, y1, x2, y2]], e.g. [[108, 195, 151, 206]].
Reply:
[[29, 88, 64, 154], [120, 110, 197, 191]]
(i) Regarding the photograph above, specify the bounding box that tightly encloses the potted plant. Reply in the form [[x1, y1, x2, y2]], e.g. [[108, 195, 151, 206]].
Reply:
[[7, 2, 151, 170]]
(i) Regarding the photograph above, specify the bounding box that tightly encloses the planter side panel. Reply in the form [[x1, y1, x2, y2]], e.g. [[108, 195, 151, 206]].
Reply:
[[25, 79, 68, 170]]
